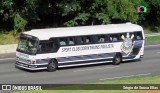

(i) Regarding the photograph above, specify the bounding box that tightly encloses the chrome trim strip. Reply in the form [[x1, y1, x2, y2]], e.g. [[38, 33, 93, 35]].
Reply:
[[58, 61, 112, 68], [58, 57, 113, 63]]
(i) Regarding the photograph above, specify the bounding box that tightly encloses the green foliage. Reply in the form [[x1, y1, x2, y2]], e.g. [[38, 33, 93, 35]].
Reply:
[[13, 14, 27, 34], [149, 0, 160, 7], [0, 0, 14, 21], [0, 0, 159, 33], [24, 0, 39, 22], [64, 0, 140, 26], [64, 20, 78, 27], [96, 13, 110, 24], [106, 0, 139, 23], [60, 0, 81, 16], [64, 13, 90, 26]]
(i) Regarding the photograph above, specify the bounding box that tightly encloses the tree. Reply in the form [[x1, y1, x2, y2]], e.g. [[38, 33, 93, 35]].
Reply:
[[0, 0, 160, 33], [62, 0, 141, 26], [146, 0, 160, 26]]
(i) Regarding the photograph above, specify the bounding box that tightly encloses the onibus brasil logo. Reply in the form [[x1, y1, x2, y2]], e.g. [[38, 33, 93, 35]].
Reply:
[[121, 33, 134, 54]]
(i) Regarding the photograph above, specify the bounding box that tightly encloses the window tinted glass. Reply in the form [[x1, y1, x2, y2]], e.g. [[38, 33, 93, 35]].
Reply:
[[94, 35, 108, 43], [118, 33, 136, 41], [75, 37, 84, 45], [68, 37, 75, 45], [38, 41, 58, 53], [59, 38, 67, 46], [119, 33, 126, 41], [134, 32, 143, 40], [110, 34, 119, 42], [97, 35, 105, 43], [84, 36, 92, 44]]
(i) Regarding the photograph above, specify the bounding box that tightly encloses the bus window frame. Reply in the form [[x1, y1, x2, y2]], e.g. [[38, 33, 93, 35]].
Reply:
[[75, 35, 93, 45], [83, 36, 93, 44], [109, 34, 121, 42], [93, 34, 109, 44], [37, 39, 59, 54], [58, 37, 68, 46], [68, 37, 76, 46], [133, 31, 143, 40]]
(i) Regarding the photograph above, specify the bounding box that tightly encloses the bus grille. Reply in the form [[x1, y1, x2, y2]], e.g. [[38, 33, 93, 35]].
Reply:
[[18, 57, 28, 63]]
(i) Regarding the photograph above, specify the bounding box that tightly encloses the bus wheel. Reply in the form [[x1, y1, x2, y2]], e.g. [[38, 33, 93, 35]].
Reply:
[[112, 54, 122, 65], [47, 60, 57, 72]]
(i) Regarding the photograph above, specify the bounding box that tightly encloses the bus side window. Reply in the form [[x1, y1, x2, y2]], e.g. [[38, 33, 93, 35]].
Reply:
[[110, 34, 119, 42], [59, 38, 67, 46], [49, 42, 58, 52], [94, 35, 108, 43], [119, 33, 126, 41], [46, 42, 53, 51], [134, 32, 143, 40], [105, 35, 109, 42], [98, 35, 105, 43], [38, 41, 58, 53], [68, 37, 75, 45], [49, 38, 59, 52], [39, 42, 45, 52], [84, 36, 92, 44], [75, 37, 84, 45]]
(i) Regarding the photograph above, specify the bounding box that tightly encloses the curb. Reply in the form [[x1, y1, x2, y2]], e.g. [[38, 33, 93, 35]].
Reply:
[[0, 44, 18, 54]]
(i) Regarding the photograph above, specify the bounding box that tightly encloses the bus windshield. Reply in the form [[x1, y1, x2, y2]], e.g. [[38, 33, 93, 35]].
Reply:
[[17, 37, 38, 55]]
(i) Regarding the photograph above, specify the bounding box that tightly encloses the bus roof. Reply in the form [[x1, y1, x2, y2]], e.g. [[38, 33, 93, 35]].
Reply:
[[23, 23, 143, 40]]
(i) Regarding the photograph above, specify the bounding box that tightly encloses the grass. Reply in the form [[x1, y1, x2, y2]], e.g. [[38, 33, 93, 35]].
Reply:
[[145, 36, 160, 43], [14, 75, 160, 93], [0, 33, 19, 45]]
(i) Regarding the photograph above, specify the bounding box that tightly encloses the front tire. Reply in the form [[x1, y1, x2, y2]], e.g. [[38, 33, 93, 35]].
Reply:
[[47, 60, 57, 72], [112, 53, 122, 65]]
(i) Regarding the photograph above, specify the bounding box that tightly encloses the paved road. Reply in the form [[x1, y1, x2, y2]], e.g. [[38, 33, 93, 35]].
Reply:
[[0, 44, 160, 84]]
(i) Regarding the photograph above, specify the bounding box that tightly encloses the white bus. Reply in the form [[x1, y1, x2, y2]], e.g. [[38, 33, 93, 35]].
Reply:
[[15, 23, 145, 72]]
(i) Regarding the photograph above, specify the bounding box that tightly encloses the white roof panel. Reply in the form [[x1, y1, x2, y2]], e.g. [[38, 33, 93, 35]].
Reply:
[[23, 23, 143, 40]]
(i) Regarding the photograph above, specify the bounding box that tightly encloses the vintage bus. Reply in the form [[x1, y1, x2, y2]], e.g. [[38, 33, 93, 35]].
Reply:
[[15, 23, 145, 72]]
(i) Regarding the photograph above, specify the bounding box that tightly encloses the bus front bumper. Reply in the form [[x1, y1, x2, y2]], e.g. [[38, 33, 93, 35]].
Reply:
[[15, 61, 47, 70]]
